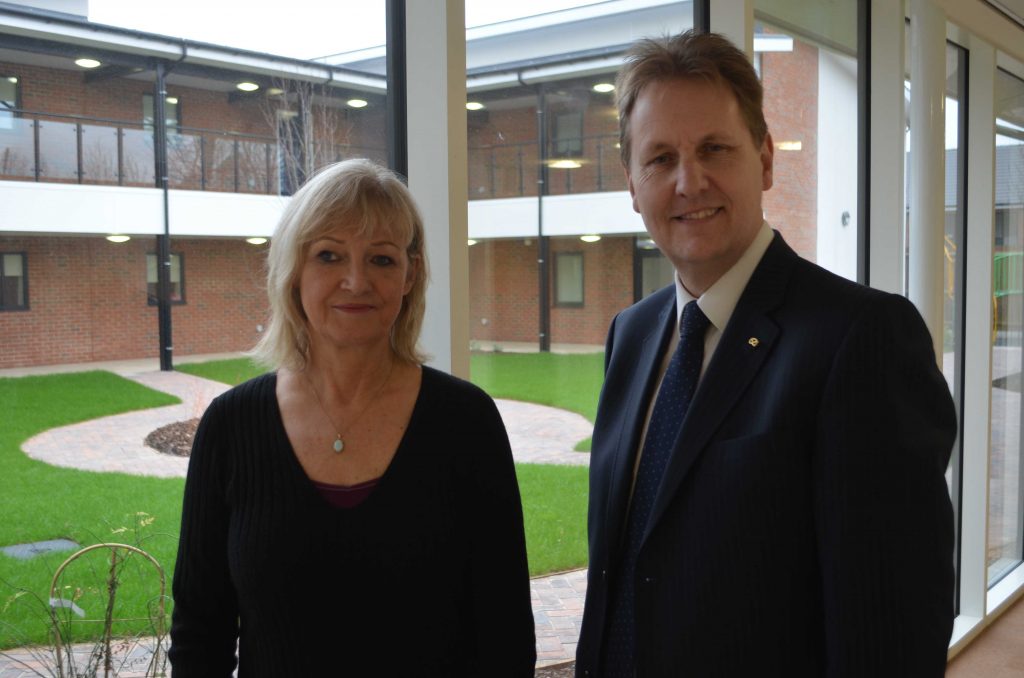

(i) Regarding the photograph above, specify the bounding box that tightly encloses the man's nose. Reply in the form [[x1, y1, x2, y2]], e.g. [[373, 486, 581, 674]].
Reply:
[[674, 158, 708, 196]]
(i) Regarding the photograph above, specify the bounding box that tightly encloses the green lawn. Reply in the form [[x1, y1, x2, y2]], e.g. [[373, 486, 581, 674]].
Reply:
[[1, 354, 598, 648], [0, 372, 183, 649]]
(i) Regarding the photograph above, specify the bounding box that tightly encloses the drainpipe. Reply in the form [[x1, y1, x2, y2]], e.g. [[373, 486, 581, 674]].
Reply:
[[536, 85, 551, 352], [154, 60, 173, 371]]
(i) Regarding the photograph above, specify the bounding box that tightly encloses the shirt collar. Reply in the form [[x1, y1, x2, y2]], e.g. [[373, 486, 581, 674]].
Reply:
[[674, 221, 774, 332]]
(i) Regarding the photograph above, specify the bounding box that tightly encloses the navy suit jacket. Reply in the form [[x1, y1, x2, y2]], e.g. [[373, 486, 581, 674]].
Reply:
[[576, 233, 956, 677]]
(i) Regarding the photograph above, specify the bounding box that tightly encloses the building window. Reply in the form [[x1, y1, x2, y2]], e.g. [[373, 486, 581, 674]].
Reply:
[[0, 75, 18, 130], [146, 253, 185, 305], [0, 253, 27, 310], [143, 94, 181, 132], [552, 111, 583, 158], [554, 252, 584, 307]]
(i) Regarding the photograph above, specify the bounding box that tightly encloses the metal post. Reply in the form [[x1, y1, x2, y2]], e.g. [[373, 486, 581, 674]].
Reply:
[[154, 61, 173, 371], [32, 119, 40, 181], [75, 123, 83, 183], [117, 127, 124, 186], [386, 0, 408, 178], [537, 86, 551, 352]]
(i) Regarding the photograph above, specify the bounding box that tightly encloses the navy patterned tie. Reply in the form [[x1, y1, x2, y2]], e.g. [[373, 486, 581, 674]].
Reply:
[[602, 300, 710, 677]]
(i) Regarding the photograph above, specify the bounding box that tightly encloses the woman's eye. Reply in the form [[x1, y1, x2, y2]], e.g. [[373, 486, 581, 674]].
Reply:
[[316, 250, 338, 262], [371, 255, 395, 266]]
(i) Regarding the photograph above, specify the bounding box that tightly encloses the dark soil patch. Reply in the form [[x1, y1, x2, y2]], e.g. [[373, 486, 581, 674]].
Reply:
[[145, 418, 199, 457]]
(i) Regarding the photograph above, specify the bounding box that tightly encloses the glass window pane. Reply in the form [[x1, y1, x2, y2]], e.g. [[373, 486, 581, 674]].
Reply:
[[989, 67, 1024, 586], [1, 252, 26, 308], [755, 0, 859, 280], [555, 251, 584, 305]]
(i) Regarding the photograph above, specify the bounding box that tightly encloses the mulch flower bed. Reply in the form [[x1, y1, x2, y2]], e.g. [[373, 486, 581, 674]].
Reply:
[[145, 418, 199, 457]]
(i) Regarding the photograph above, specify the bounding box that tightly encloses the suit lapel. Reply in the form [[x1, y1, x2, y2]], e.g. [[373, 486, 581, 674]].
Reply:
[[603, 292, 676, 555], [642, 233, 798, 543]]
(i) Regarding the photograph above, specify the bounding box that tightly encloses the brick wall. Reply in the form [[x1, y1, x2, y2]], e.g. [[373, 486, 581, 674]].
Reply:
[[468, 235, 634, 347], [0, 235, 268, 369], [760, 39, 819, 262]]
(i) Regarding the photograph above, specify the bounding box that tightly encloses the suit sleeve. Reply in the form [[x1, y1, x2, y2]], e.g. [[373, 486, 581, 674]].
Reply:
[[168, 397, 240, 677], [464, 392, 537, 676], [814, 293, 956, 677]]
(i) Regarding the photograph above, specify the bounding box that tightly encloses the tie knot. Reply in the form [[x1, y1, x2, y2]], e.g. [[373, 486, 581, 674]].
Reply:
[[680, 300, 710, 342]]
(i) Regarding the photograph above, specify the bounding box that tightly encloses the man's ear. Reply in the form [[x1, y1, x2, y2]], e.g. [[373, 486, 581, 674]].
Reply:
[[626, 168, 640, 214], [761, 132, 774, 191]]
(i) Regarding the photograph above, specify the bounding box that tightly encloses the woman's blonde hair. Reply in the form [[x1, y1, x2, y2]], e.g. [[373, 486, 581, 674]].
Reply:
[[250, 158, 429, 371]]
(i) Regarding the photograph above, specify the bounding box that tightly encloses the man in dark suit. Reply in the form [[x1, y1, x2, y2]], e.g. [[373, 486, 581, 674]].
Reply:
[[575, 30, 956, 677]]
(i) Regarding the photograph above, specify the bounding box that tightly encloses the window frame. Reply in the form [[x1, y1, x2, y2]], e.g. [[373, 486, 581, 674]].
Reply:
[[146, 252, 186, 306], [142, 93, 181, 133], [553, 250, 585, 308], [0, 251, 28, 311]]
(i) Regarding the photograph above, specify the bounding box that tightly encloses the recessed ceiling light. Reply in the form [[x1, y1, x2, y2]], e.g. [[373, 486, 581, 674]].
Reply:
[[75, 58, 101, 69], [346, 98, 368, 108], [580, 235, 602, 243], [236, 82, 260, 92], [267, 87, 284, 96], [548, 159, 582, 169], [105, 234, 130, 243], [592, 83, 615, 93], [246, 237, 268, 245], [776, 140, 803, 151], [465, 102, 485, 111], [6, 76, 18, 84], [165, 97, 178, 105], [467, 239, 478, 247]]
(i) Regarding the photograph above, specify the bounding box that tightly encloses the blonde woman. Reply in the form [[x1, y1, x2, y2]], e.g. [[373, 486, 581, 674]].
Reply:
[[169, 159, 535, 677]]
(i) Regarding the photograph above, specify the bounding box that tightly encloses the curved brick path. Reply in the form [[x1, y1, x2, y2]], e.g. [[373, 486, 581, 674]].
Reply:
[[4, 363, 590, 672]]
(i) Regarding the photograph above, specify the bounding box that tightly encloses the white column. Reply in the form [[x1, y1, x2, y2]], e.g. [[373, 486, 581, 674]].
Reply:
[[950, 36, 995, 650], [908, 0, 946, 362], [710, 0, 754, 57], [405, 0, 470, 378], [868, 0, 907, 294]]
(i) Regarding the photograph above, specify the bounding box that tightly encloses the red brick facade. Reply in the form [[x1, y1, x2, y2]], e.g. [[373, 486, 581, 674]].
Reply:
[[0, 39, 823, 367], [0, 235, 268, 369], [468, 236, 634, 347]]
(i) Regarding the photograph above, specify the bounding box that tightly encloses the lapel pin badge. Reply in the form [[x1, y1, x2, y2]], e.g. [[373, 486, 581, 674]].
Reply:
[[748, 337, 760, 348]]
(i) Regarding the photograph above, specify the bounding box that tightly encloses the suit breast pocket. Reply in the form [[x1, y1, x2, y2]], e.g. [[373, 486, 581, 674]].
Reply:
[[698, 430, 813, 533]]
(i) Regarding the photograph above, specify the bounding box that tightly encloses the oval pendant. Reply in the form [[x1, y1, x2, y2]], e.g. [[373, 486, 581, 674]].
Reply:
[[333, 438, 344, 454]]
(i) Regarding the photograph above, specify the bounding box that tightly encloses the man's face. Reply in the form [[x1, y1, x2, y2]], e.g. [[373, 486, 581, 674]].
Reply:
[[626, 77, 773, 296]]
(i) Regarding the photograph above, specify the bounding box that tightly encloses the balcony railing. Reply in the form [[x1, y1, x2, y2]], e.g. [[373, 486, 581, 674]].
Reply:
[[0, 109, 626, 200], [0, 109, 385, 195], [468, 133, 627, 199]]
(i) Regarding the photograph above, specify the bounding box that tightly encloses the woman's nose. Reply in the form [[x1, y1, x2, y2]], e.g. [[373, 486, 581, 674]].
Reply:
[[340, 262, 369, 292]]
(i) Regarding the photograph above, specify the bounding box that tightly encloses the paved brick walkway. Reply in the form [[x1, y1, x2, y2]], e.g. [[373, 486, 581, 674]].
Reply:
[[3, 363, 591, 672]]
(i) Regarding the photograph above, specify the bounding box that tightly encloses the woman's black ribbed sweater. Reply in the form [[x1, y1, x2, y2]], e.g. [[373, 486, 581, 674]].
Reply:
[[169, 367, 536, 677]]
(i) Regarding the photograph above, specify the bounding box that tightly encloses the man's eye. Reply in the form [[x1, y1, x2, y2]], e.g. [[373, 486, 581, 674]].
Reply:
[[648, 154, 670, 166]]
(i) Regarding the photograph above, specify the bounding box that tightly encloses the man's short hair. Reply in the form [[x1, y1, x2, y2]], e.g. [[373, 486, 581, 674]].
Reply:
[[616, 30, 768, 166]]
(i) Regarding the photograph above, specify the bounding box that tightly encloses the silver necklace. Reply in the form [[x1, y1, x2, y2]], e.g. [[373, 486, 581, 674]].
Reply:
[[304, 361, 394, 454]]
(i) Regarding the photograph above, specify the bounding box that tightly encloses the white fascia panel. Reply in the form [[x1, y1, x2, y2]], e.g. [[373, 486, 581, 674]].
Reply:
[[166, 190, 287, 237], [0, 181, 162, 234], [0, 181, 286, 238], [467, 191, 646, 239]]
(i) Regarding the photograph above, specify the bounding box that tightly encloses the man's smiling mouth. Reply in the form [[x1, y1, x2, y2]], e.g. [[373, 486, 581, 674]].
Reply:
[[674, 207, 721, 221]]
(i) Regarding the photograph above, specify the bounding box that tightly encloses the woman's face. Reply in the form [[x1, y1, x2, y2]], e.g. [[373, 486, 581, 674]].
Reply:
[[298, 223, 416, 356]]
